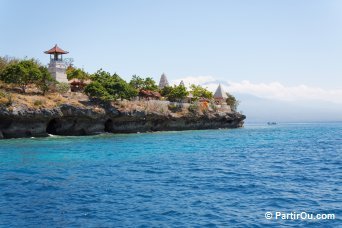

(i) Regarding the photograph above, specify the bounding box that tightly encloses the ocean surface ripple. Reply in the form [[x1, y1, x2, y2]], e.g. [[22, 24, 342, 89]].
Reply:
[[0, 123, 341, 227]]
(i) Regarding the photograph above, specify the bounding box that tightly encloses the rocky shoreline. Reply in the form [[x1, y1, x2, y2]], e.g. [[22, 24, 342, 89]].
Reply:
[[0, 101, 245, 139]]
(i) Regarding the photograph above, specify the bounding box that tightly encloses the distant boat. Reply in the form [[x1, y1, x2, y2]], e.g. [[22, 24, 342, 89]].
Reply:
[[267, 122, 277, 125]]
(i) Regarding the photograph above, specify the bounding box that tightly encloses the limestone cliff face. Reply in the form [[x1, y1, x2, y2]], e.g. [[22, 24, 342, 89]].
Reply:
[[0, 102, 245, 139], [107, 112, 244, 133]]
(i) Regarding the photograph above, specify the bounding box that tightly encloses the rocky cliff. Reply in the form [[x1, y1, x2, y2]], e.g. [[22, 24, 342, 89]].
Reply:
[[0, 100, 245, 139]]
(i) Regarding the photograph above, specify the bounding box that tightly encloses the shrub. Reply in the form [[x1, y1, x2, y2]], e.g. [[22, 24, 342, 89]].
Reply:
[[226, 92, 240, 111], [168, 103, 182, 112], [209, 101, 218, 112], [37, 66, 55, 95], [0, 89, 13, 106], [0, 89, 5, 98], [55, 82, 70, 94], [188, 102, 199, 113], [190, 84, 213, 99], [33, 99, 44, 106]]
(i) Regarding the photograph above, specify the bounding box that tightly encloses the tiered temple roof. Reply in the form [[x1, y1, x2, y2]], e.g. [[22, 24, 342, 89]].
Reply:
[[214, 84, 228, 99], [44, 44, 69, 54], [159, 73, 169, 88]]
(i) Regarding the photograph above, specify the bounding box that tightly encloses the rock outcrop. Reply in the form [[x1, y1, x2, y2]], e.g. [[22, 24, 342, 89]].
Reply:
[[0, 101, 245, 139]]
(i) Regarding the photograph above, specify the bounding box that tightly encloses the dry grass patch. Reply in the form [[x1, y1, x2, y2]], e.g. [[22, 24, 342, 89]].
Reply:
[[117, 100, 171, 116], [10, 92, 85, 109]]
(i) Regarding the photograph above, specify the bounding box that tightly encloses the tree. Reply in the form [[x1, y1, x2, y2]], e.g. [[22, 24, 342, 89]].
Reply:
[[67, 67, 89, 82], [37, 66, 55, 95], [129, 75, 158, 91], [160, 85, 173, 97], [105, 78, 137, 100], [143, 77, 158, 91], [87, 69, 137, 101], [226, 92, 240, 111], [0, 59, 42, 93], [84, 81, 111, 100], [167, 85, 188, 102], [129, 75, 145, 90], [190, 84, 213, 99], [103, 73, 137, 100], [90, 69, 112, 84], [0, 56, 19, 75]]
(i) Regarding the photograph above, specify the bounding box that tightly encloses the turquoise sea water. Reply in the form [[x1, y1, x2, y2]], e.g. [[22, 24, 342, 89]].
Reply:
[[0, 123, 341, 227]]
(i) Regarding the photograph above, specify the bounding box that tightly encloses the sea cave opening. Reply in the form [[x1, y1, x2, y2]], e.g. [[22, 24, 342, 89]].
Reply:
[[104, 119, 113, 132], [46, 119, 58, 135]]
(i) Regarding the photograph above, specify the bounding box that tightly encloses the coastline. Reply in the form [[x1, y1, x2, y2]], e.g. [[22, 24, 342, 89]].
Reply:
[[0, 99, 245, 139]]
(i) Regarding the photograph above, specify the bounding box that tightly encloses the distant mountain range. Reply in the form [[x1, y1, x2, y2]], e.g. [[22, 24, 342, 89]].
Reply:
[[235, 93, 342, 123]]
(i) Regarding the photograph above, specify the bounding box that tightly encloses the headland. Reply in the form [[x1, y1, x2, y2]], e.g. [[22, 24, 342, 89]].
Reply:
[[0, 92, 245, 139]]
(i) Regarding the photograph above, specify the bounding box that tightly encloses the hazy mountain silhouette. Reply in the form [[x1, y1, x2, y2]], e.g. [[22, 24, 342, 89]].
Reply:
[[234, 93, 342, 123]]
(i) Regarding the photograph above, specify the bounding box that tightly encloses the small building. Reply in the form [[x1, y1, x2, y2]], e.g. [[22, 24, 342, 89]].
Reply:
[[214, 84, 228, 104], [69, 79, 91, 92], [44, 44, 69, 83], [158, 73, 169, 89], [139, 89, 162, 100]]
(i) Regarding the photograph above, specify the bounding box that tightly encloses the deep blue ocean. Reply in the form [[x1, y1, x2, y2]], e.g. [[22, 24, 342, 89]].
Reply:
[[0, 123, 341, 227]]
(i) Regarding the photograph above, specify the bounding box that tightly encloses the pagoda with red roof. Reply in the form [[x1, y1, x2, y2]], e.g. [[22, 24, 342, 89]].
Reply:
[[44, 44, 69, 83]]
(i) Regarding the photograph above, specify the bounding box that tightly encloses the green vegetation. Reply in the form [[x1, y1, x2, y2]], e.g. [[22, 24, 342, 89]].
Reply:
[[0, 59, 54, 94], [0, 56, 19, 75], [37, 66, 55, 95], [0, 56, 241, 113], [188, 101, 199, 113], [55, 82, 70, 94], [67, 66, 90, 82], [160, 85, 173, 97], [164, 85, 188, 102], [129, 75, 158, 91], [190, 84, 213, 99], [226, 92, 240, 111], [209, 101, 218, 111], [84, 81, 111, 100], [168, 103, 183, 112], [0, 89, 13, 106], [85, 69, 137, 100], [33, 99, 44, 106]]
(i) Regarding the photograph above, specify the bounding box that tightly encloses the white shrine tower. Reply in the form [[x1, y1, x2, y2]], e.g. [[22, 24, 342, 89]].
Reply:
[[158, 73, 169, 89], [44, 44, 69, 83]]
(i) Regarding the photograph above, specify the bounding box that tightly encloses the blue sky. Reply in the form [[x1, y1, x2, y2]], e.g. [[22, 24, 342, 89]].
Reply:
[[1, 0, 342, 121]]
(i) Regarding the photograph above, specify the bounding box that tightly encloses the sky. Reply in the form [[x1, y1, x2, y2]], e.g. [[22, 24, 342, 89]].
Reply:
[[1, 0, 342, 122]]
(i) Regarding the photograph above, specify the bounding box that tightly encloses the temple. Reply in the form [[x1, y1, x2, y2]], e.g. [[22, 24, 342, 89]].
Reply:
[[44, 44, 69, 83], [158, 73, 169, 89], [214, 84, 228, 103]]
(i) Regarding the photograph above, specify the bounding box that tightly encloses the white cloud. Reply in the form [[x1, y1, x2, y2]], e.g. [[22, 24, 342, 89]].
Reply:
[[171, 76, 342, 104], [172, 76, 217, 87]]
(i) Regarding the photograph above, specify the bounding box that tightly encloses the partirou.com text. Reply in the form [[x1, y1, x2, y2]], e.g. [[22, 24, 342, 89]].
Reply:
[[265, 211, 336, 220]]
